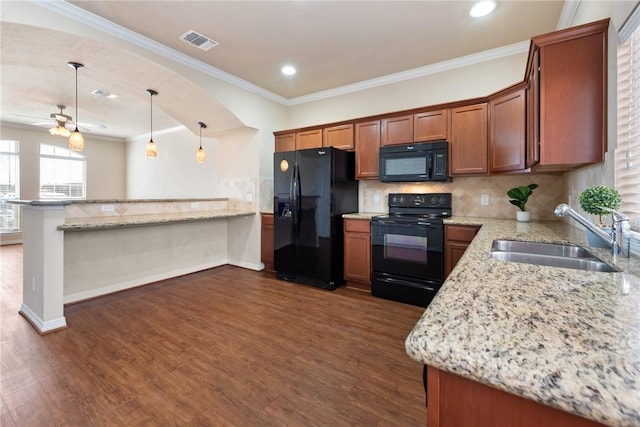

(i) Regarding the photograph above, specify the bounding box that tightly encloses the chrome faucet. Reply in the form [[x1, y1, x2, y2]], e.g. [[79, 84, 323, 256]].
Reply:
[[554, 203, 630, 257]]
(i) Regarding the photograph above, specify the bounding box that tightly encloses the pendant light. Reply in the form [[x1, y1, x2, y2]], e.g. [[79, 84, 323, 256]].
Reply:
[[67, 62, 84, 151], [146, 89, 158, 158], [197, 121, 207, 163]]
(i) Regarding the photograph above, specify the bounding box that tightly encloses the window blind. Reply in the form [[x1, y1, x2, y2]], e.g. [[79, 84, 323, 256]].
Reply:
[[617, 22, 640, 231]]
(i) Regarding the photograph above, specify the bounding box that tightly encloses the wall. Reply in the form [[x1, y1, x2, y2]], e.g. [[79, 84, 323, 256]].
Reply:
[[0, 124, 126, 244], [0, 124, 126, 200], [287, 53, 528, 129], [126, 126, 220, 199]]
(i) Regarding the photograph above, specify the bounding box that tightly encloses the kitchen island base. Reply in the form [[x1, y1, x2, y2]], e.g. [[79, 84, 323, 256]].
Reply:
[[427, 366, 607, 427]]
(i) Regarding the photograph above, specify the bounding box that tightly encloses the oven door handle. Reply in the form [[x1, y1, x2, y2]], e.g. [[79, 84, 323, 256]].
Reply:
[[375, 221, 429, 227], [379, 276, 436, 292]]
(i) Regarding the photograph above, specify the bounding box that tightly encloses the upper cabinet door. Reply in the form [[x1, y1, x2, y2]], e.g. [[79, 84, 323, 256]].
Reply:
[[295, 129, 323, 150], [450, 103, 488, 176], [528, 19, 608, 171], [323, 124, 354, 150], [275, 132, 295, 152], [355, 120, 381, 179], [414, 109, 449, 142], [490, 86, 526, 173], [381, 115, 414, 146]]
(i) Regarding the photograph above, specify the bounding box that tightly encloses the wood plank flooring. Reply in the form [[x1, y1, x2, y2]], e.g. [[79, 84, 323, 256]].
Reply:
[[0, 244, 427, 426]]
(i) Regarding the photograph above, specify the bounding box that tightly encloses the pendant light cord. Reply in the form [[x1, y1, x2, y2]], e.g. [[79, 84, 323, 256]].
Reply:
[[74, 66, 78, 131], [150, 92, 153, 142]]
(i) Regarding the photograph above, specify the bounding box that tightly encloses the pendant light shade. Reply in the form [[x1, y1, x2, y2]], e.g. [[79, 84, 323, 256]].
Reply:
[[146, 89, 158, 158], [197, 121, 207, 163], [67, 62, 84, 151]]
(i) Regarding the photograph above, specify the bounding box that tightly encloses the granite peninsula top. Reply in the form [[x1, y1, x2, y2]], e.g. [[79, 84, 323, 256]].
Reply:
[[8, 197, 227, 207], [406, 217, 640, 427], [58, 210, 255, 231]]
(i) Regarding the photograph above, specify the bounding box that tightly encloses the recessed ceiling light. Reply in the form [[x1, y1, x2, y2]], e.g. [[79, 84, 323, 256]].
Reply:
[[281, 65, 296, 76], [469, 0, 496, 17], [91, 89, 120, 99]]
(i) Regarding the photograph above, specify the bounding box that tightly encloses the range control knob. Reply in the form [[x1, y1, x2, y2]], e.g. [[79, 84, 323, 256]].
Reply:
[[430, 196, 438, 204], [439, 196, 446, 205]]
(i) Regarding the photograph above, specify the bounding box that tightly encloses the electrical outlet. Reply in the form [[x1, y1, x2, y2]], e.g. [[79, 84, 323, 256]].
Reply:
[[481, 194, 490, 206], [191, 202, 200, 208], [246, 193, 254, 202], [101, 204, 115, 212], [373, 194, 380, 204], [32, 277, 36, 292]]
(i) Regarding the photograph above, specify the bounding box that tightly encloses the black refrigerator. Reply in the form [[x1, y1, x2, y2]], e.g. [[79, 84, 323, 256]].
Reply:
[[274, 147, 358, 290]]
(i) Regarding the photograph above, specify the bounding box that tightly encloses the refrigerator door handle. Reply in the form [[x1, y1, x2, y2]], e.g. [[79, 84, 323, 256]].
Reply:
[[292, 163, 301, 234]]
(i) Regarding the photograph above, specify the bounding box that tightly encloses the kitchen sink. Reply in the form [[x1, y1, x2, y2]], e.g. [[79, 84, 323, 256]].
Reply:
[[489, 240, 618, 272]]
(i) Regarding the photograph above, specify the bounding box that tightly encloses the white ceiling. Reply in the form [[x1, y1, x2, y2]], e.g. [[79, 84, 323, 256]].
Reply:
[[0, 1, 567, 140]]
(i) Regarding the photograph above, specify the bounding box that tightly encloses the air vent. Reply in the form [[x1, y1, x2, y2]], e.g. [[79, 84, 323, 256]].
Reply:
[[180, 30, 218, 51], [91, 89, 119, 99]]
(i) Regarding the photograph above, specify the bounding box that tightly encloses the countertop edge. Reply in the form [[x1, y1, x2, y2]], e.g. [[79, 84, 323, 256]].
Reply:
[[58, 211, 255, 231]]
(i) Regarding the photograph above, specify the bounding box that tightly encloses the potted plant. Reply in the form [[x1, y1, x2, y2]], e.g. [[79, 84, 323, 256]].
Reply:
[[578, 185, 622, 247], [507, 183, 538, 222]]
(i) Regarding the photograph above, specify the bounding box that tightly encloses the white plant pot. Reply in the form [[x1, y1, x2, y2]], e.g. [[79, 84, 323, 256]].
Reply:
[[516, 211, 531, 222]]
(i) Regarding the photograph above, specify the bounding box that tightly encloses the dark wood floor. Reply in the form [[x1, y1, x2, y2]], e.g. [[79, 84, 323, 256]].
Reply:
[[1, 244, 427, 426]]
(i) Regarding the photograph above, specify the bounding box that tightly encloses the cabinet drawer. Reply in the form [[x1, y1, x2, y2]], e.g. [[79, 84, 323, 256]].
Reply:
[[261, 213, 274, 226], [446, 225, 479, 243], [344, 218, 370, 233]]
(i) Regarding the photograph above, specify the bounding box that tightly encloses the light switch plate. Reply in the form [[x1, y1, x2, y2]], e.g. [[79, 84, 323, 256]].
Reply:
[[101, 204, 115, 212], [480, 194, 489, 206]]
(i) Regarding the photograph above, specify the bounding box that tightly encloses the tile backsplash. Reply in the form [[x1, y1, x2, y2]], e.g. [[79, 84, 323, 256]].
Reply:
[[360, 175, 566, 220]]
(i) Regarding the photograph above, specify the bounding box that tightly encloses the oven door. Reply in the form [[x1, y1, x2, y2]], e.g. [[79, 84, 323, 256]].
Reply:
[[371, 219, 444, 283]]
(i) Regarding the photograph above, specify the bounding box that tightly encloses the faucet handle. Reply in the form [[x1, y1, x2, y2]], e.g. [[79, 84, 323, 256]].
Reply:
[[597, 206, 629, 223]]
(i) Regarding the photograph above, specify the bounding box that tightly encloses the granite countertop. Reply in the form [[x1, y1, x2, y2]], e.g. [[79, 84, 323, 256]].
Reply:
[[406, 217, 640, 427], [58, 210, 255, 231], [342, 212, 383, 219], [8, 198, 227, 206]]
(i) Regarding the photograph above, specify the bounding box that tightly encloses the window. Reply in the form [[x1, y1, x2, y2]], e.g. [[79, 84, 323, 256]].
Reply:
[[617, 13, 640, 232], [40, 144, 86, 199], [0, 140, 20, 233]]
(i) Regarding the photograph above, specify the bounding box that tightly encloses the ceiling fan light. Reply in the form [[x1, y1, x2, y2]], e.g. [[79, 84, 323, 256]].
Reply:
[[68, 128, 84, 151], [50, 121, 71, 137]]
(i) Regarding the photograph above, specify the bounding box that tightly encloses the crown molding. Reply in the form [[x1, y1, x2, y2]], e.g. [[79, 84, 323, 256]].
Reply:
[[35, 0, 533, 107], [556, 0, 581, 30]]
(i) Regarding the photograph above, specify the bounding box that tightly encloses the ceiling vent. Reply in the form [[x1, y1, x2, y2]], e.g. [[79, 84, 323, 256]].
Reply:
[[180, 30, 218, 51], [91, 89, 120, 99]]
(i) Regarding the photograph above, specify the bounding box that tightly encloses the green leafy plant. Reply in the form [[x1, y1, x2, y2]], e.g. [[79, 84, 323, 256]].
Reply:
[[507, 184, 538, 212], [578, 186, 622, 226]]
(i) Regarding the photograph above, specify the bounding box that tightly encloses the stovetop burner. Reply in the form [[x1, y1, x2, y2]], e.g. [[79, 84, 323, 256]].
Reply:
[[375, 193, 452, 220]]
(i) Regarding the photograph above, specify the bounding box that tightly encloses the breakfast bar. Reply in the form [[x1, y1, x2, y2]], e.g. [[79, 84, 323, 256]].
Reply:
[[406, 218, 640, 427], [11, 198, 255, 334]]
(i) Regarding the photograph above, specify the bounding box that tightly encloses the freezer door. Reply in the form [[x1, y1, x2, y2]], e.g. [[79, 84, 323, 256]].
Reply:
[[295, 148, 334, 286], [273, 151, 297, 279]]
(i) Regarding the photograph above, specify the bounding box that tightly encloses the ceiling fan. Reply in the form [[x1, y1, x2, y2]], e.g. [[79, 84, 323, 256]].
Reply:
[[10, 104, 105, 134]]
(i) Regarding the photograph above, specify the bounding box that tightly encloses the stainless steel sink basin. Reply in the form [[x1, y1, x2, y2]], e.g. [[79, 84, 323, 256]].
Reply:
[[489, 240, 618, 272]]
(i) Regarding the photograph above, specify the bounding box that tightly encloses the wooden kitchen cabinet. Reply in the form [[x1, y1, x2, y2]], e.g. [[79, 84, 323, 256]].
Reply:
[[445, 224, 480, 277], [275, 132, 295, 152], [381, 115, 414, 146], [526, 49, 540, 168], [295, 129, 323, 150], [525, 19, 608, 171], [343, 218, 371, 290], [354, 120, 381, 179], [490, 84, 526, 173], [449, 103, 488, 176], [414, 109, 449, 142], [261, 213, 274, 272], [427, 367, 607, 427], [323, 124, 354, 150]]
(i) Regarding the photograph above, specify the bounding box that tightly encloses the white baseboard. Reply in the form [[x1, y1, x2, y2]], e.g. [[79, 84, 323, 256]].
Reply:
[[20, 303, 67, 333], [228, 259, 265, 271], [63, 258, 229, 304]]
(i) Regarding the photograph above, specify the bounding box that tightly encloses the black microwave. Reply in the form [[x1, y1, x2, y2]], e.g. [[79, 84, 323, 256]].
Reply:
[[379, 140, 449, 182]]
